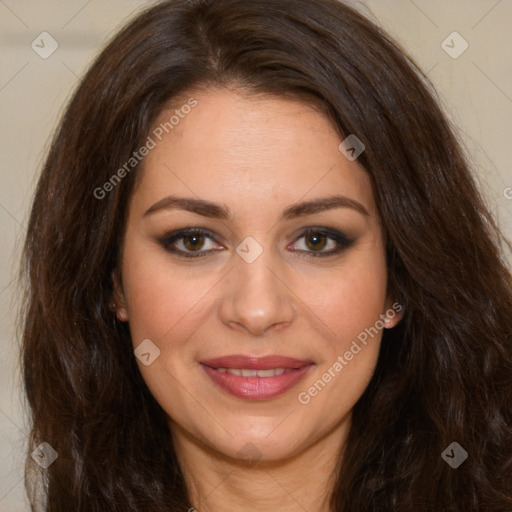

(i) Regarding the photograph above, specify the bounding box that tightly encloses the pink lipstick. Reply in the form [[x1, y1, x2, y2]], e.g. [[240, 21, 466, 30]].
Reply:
[[200, 354, 314, 400]]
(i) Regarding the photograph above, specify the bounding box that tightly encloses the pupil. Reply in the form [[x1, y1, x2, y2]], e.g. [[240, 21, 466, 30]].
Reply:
[[184, 234, 204, 251], [306, 233, 325, 251]]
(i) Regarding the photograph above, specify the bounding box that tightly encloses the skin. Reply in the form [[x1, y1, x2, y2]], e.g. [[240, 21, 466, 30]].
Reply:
[[113, 87, 403, 512]]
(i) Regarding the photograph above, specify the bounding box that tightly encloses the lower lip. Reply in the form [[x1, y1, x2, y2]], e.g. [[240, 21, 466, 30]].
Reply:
[[201, 364, 314, 400]]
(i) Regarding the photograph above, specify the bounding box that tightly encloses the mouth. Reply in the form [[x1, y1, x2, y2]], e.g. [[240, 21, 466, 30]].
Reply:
[[199, 354, 314, 400]]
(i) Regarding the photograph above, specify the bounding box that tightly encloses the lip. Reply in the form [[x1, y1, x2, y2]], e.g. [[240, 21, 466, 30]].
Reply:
[[200, 354, 313, 370], [199, 354, 314, 400]]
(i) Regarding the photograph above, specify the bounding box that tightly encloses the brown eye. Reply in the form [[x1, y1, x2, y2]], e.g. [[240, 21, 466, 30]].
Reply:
[[158, 228, 221, 258], [304, 232, 328, 252], [182, 233, 206, 251], [289, 228, 355, 257]]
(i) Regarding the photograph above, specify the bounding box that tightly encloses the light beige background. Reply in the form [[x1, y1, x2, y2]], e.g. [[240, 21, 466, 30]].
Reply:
[[0, 0, 511, 509]]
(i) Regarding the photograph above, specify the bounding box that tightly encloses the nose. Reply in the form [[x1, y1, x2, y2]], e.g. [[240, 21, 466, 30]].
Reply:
[[218, 248, 297, 336]]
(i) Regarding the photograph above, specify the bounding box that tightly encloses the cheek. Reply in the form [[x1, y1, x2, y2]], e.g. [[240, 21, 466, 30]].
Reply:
[[297, 251, 388, 408], [120, 243, 217, 345], [310, 256, 388, 348]]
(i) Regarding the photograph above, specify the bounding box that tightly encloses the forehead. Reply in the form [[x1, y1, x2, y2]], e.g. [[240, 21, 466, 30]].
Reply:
[[132, 88, 376, 218]]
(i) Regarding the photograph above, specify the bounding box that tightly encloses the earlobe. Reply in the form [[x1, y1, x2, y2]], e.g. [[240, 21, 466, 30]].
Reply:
[[111, 269, 129, 322], [383, 297, 404, 329]]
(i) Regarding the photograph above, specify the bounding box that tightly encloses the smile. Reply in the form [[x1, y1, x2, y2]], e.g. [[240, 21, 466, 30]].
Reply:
[[213, 367, 293, 377], [199, 354, 314, 400]]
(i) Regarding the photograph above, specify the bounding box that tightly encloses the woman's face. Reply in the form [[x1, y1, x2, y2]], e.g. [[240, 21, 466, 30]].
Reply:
[[114, 88, 402, 463]]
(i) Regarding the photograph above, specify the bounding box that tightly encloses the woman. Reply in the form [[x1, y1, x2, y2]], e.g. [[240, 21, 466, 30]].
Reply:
[[19, 0, 512, 510]]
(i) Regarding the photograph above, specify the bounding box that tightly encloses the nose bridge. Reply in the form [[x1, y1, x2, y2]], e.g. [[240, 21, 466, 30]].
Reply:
[[219, 239, 296, 335]]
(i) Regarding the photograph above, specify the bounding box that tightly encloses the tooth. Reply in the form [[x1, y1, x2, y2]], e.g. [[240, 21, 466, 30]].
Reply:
[[256, 369, 276, 377], [217, 367, 292, 377], [241, 369, 258, 377]]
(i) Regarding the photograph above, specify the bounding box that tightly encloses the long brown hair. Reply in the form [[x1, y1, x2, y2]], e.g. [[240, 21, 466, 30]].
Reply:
[[19, 0, 512, 510]]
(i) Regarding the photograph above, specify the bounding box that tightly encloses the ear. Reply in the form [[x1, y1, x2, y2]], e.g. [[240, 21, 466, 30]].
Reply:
[[383, 294, 403, 329], [111, 268, 129, 322]]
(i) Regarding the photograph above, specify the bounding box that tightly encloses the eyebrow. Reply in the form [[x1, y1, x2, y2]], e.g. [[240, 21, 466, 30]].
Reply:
[[143, 194, 369, 219]]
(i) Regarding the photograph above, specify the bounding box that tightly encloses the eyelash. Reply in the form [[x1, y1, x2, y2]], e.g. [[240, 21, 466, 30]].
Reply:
[[157, 227, 355, 259]]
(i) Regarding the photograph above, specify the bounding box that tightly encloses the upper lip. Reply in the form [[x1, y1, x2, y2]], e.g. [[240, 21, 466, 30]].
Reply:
[[200, 354, 313, 370]]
